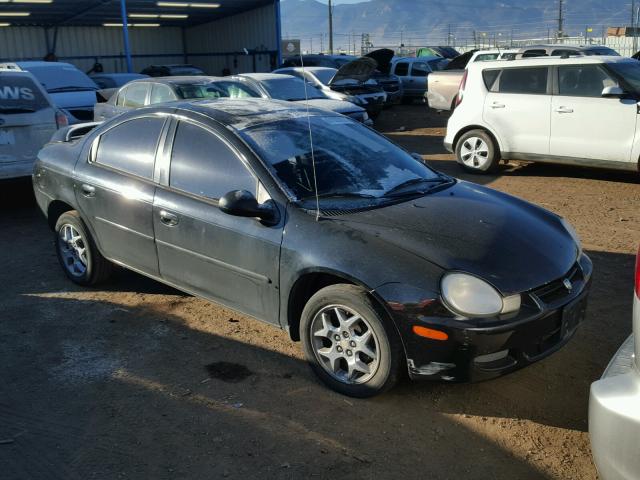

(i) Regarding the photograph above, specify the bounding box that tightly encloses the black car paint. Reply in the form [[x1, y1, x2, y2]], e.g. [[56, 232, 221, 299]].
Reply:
[[33, 100, 590, 383]]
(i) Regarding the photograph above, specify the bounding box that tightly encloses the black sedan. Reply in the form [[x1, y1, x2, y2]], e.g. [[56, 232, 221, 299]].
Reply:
[[33, 99, 591, 397]]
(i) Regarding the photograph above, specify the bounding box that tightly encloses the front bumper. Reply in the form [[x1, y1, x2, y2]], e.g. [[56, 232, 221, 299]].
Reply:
[[589, 335, 639, 480], [389, 254, 593, 382]]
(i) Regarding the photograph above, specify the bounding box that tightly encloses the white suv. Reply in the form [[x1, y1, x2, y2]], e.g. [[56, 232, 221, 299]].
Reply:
[[444, 56, 640, 174]]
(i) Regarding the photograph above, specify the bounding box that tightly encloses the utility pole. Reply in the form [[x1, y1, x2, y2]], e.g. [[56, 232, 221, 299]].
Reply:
[[310, 36, 313, 54], [328, 0, 334, 54], [633, 0, 638, 54], [557, 0, 564, 43], [447, 24, 452, 46]]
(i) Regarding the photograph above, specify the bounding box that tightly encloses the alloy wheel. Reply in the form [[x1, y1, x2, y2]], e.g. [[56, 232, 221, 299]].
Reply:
[[57, 224, 88, 277], [460, 136, 490, 169]]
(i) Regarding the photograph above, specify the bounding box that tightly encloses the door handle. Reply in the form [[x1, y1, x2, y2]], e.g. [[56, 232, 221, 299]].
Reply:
[[80, 184, 95, 198], [490, 102, 506, 109], [555, 106, 574, 114], [159, 210, 179, 227]]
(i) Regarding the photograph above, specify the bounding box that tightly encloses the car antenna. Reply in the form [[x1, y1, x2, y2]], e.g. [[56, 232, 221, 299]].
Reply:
[[300, 53, 321, 221]]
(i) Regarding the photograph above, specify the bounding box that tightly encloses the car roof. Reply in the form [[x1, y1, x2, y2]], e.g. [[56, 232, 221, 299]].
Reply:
[[238, 72, 296, 81], [277, 66, 336, 73], [129, 75, 225, 85], [468, 55, 633, 70], [519, 44, 609, 51], [14, 61, 77, 69], [92, 73, 147, 78], [167, 98, 341, 130]]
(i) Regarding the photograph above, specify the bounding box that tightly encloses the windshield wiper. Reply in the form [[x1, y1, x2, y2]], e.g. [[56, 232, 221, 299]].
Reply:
[[302, 192, 378, 200], [48, 86, 96, 93], [384, 177, 451, 198]]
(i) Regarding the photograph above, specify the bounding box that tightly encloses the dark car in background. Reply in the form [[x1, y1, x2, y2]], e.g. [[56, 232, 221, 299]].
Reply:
[[90, 73, 149, 89], [140, 64, 206, 77], [34, 99, 590, 397], [280, 50, 402, 106]]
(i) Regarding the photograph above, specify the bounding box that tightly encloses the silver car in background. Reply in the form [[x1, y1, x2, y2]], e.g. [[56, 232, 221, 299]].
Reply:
[[0, 65, 63, 179], [589, 245, 640, 480]]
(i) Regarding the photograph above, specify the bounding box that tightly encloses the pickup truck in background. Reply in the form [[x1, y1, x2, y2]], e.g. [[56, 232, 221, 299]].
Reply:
[[426, 49, 517, 111]]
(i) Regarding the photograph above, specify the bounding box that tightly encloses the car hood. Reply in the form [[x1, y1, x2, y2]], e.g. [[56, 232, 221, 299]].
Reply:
[[330, 57, 378, 86], [292, 98, 363, 114], [48, 90, 97, 109], [365, 48, 395, 74], [332, 181, 578, 295]]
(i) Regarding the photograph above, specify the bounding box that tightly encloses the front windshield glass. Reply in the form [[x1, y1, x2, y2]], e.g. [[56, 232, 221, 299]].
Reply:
[[608, 62, 640, 93], [238, 115, 442, 203], [177, 82, 260, 99], [312, 69, 337, 85], [26, 65, 97, 92], [261, 77, 326, 100]]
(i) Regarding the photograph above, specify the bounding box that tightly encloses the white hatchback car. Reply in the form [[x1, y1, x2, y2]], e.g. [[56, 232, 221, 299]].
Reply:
[[444, 56, 640, 174]]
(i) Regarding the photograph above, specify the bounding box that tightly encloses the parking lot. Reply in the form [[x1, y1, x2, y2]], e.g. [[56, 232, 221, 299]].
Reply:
[[1, 104, 638, 480]]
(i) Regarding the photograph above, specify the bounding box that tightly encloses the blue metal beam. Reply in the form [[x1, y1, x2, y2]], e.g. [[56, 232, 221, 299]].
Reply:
[[120, 0, 133, 73], [275, 0, 282, 66]]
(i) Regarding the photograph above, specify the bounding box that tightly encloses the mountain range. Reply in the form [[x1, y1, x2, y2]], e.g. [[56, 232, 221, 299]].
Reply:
[[281, 0, 634, 52]]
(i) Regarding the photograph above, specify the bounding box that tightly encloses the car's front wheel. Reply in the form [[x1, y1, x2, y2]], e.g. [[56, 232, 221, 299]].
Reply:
[[300, 284, 403, 397], [55, 211, 112, 286], [455, 129, 500, 173]]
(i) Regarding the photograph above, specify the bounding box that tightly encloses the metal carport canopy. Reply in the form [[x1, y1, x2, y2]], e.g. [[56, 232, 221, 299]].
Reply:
[[1, 0, 279, 72]]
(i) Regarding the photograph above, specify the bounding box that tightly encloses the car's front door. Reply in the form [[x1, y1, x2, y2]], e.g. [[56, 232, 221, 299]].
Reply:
[[75, 114, 167, 276], [483, 66, 552, 156], [550, 64, 638, 164], [392, 61, 411, 93], [153, 117, 283, 324], [408, 61, 430, 96]]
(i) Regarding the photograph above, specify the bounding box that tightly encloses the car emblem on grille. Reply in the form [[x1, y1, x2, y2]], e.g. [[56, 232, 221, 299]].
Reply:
[[563, 278, 573, 291]]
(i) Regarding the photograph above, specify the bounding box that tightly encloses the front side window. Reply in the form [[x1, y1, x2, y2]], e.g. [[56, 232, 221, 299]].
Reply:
[[260, 77, 326, 101], [122, 83, 148, 108], [394, 62, 409, 76], [169, 121, 256, 199], [493, 67, 548, 94], [411, 62, 430, 77], [607, 61, 640, 94], [150, 83, 176, 104], [558, 65, 617, 97], [95, 116, 165, 179], [522, 49, 548, 58]]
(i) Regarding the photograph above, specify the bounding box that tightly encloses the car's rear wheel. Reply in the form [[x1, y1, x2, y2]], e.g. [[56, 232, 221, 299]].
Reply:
[[455, 129, 500, 173], [300, 284, 403, 397], [55, 211, 112, 286]]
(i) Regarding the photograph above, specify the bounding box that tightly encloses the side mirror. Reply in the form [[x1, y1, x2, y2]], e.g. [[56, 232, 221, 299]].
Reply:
[[602, 86, 625, 98], [219, 190, 279, 226]]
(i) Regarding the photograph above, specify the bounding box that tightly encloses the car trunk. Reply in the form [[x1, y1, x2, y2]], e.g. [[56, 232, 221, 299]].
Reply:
[[0, 110, 57, 165]]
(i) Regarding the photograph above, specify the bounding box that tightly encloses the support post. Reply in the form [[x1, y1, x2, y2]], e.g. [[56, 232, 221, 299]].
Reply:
[[120, 0, 133, 73]]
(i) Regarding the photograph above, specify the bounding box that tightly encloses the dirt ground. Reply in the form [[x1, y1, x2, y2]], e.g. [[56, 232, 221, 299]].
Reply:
[[1, 105, 639, 480]]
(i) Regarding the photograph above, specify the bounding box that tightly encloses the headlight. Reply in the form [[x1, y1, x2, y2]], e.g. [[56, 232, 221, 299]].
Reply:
[[560, 217, 582, 253], [441, 272, 521, 318], [362, 111, 370, 122]]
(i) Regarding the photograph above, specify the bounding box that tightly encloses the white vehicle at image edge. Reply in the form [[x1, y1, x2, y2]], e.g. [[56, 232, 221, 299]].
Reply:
[[444, 56, 640, 173], [589, 246, 640, 480]]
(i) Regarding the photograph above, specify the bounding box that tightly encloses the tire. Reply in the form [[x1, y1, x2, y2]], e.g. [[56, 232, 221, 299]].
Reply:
[[455, 129, 500, 173], [300, 284, 404, 398], [55, 211, 112, 286]]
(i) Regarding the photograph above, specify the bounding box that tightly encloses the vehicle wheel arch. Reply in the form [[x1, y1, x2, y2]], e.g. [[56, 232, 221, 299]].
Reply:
[[453, 124, 503, 155], [286, 268, 392, 342], [47, 200, 75, 231]]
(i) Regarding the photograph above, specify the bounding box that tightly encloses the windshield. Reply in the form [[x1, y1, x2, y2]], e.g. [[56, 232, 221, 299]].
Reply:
[[313, 69, 337, 85], [177, 82, 260, 100], [25, 65, 97, 92], [608, 62, 640, 93], [261, 77, 326, 101], [238, 115, 442, 203], [0, 75, 51, 112]]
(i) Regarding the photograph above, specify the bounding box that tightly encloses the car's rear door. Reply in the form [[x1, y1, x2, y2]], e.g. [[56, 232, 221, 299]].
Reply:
[[153, 116, 282, 324], [75, 113, 169, 276], [483, 66, 552, 155], [0, 73, 57, 178], [549, 64, 638, 164]]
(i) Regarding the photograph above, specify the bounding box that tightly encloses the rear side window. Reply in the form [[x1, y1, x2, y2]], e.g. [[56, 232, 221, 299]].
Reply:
[[493, 67, 548, 94], [0, 75, 51, 112], [394, 62, 409, 76], [558, 65, 617, 97], [410, 62, 430, 77], [95, 116, 165, 179], [169, 121, 256, 200], [522, 49, 548, 58], [122, 83, 148, 108], [474, 53, 499, 62], [551, 49, 579, 57], [482, 70, 501, 90], [150, 84, 176, 104]]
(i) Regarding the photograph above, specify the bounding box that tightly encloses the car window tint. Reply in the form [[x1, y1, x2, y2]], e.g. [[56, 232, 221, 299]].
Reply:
[[495, 67, 548, 94], [150, 83, 175, 104], [482, 70, 501, 90], [474, 53, 500, 62], [169, 121, 256, 199], [411, 62, 429, 77], [522, 49, 548, 58], [0, 75, 51, 111], [558, 65, 617, 97], [95, 116, 164, 179], [123, 83, 148, 107], [394, 62, 409, 76], [552, 49, 579, 57]]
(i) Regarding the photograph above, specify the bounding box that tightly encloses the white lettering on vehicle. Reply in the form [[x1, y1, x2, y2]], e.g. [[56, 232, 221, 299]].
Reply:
[[0, 86, 36, 101]]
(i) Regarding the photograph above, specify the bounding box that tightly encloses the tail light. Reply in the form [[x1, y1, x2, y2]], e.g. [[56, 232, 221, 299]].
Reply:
[[635, 244, 640, 297], [55, 110, 68, 129], [455, 70, 468, 107]]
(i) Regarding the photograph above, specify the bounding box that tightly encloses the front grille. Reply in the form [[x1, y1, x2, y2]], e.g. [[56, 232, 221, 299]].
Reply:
[[380, 83, 400, 93], [530, 264, 582, 305]]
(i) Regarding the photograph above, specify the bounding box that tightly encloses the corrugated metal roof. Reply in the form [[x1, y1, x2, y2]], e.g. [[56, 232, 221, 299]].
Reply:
[[0, 0, 274, 27]]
